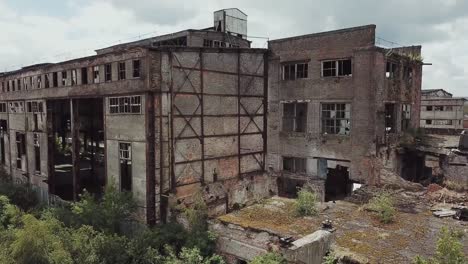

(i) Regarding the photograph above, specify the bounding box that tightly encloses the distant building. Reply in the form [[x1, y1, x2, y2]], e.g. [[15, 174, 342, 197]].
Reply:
[[420, 89, 466, 134]]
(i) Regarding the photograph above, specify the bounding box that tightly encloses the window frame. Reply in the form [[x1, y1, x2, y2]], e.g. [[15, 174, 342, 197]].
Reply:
[[321, 103, 351, 135], [282, 102, 307, 133], [282, 156, 307, 174], [321, 59, 352, 77], [108, 95, 142, 114], [281, 62, 309, 81], [118, 62, 126, 80]]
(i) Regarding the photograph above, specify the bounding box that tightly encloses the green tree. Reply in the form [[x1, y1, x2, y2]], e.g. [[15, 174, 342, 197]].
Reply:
[[250, 252, 287, 264]]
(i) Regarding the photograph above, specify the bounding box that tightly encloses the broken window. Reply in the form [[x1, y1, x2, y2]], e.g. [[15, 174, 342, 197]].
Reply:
[[16, 132, 26, 171], [426, 106, 433, 111], [434, 106, 444, 111], [6, 81, 10, 92], [282, 102, 307, 132], [81, 67, 88, 85], [52, 72, 58, 87], [9, 102, 24, 113], [105, 64, 112, 82], [0, 103, 6, 113], [203, 39, 213, 47], [71, 69, 77, 86], [61, 71, 67, 86], [109, 96, 141, 114], [23, 78, 28, 90], [119, 142, 132, 192], [401, 104, 411, 131], [27, 101, 43, 113], [44, 74, 50, 88], [283, 157, 306, 173], [386, 62, 398, 78], [385, 103, 396, 133], [445, 106, 453, 111], [1, 82, 4, 92], [34, 133, 40, 173], [17, 79, 21, 91], [282, 62, 308, 80], [425, 120, 432, 125], [322, 59, 352, 77], [93, 66, 100, 83], [321, 103, 351, 135], [118, 62, 126, 80], [433, 120, 453, 126], [132, 60, 141, 78], [11, 80, 15, 91]]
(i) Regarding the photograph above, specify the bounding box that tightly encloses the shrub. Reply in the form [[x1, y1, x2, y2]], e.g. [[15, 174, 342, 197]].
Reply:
[[164, 247, 225, 264], [413, 227, 466, 264], [295, 188, 318, 217], [250, 252, 287, 264], [0, 195, 22, 229], [367, 191, 395, 224], [0, 182, 39, 212], [322, 251, 338, 264]]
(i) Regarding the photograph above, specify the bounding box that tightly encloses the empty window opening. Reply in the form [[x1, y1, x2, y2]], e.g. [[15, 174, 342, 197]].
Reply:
[[0, 103, 6, 113], [37, 76, 42, 89], [385, 103, 396, 133], [44, 74, 50, 88], [81, 67, 88, 85], [322, 59, 352, 77], [119, 142, 132, 192], [283, 157, 306, 173], [425, 119, 432, 125], [386, 62, 397, 78], [23, 78, 28, 90], [118, 62, 126, 80], [401, 104, 411, 131], [16, 132, 26, 171], [282, 62, 308, 80], [282, 102, 307, 132], [105, 64, 112, 82], [71, 69, 77, 86], [426, 106, 433, 111], [109, 96, 141, 114], [434, 106, 444, 111], [61, 71, 67, 86], [325, 165, 352, 202], [34, 133, 40, 173], [403, 66, 413, 80], [93, 66, 100, 83], [321, 103, 351, 135], [203, 39, 213, 47], [399, 151, 431, 184], [0, 120, 6, 165], [132, 60, 141, 78], [52, 72, 58, 87], [152, 36, 187, 47], [12, 80, 16, 91], [17, 79, 21, 91]]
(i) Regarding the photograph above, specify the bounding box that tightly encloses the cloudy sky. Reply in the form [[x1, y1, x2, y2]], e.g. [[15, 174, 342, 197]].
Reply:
[[0, 0, 467, 96]]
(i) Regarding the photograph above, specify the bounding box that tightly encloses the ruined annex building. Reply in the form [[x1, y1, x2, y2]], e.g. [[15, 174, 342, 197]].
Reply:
[[0, 9, 423, 225]]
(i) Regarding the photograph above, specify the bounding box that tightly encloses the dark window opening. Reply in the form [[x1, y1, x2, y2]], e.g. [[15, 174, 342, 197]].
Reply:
[[132, 60, 141, 78], [282, 102, 307, 132], [325, 165, 352, 202], [16, 132, 26, 170], [12, 80, 16, 91], [0, 120, 6, 165], [385, 103, 396, 133], [283, 157, 306, 173], [52, 72, 58, 87], [399, 151, 432, 184], [105, 64, 112, 82], [17, 79, 21, 91], [426, 106, 433, 111], [153, 36, 187, 47], [322, 59, 352, 77], [203, 39, 213, 47], [34, 133, 40, 173], [81, 67, 88, 85], [44, 74, 50, 88], [119, 142, 132, 192], [118, 62, 126, 80], [61, 71, 67, 86], [321, 103, 351, 135], [282, 62, 308, 80], [401, 104, 411, 131], [386, 62, 397, 78], [37, 75, 42, 89], [434, 106, 444, 111]]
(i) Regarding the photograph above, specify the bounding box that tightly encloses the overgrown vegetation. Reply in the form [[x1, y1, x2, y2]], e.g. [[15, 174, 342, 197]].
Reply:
[[322, 251, 338, 264], [366, 191, 395, 224], [0, 167, 39, 212], [294, 188, 318, 217], [413, 227, 466, 264], [0, 174, 224, 264], [250, 252, 287, 264]]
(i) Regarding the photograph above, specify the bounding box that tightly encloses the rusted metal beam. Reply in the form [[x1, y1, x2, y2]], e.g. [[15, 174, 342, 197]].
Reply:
[[176, 131, 262, 140], [70, 99, 80, 201], [237, 51, 241, 178], [169, 52, 176, 193], [145, 91, 156, 226], [175, 151, 265, 165], [262, 52, 268, 171], [173, 113, 263, 118]]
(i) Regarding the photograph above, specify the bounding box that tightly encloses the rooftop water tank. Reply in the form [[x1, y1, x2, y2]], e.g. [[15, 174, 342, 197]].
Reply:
[[214, 8, 247, 38]]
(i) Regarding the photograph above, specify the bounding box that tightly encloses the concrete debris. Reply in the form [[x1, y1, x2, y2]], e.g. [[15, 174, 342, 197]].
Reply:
[[432, 209, 457, 218]]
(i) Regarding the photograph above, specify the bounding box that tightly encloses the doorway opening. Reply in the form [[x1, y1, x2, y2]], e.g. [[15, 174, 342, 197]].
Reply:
[[325, 165, 353, 201]]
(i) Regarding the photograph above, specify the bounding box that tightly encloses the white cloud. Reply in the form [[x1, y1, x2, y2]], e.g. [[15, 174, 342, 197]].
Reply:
[[0, 0, 467, 96]]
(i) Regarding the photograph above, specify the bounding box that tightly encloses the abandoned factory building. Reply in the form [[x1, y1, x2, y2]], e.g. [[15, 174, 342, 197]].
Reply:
[[420, 89, 466, 134], [0, 9, 424, 224]]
